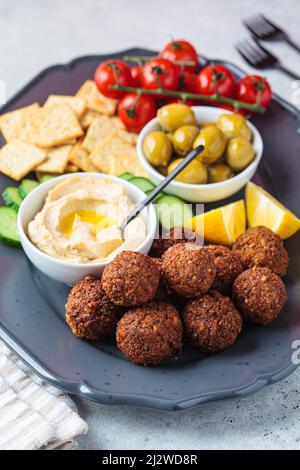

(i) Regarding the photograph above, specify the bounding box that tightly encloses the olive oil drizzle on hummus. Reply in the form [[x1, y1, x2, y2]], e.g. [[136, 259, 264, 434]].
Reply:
[[60, 210, 115, 239]]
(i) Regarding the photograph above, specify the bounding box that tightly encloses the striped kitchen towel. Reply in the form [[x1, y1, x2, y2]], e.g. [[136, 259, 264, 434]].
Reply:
[[0, 340, 88, 450]]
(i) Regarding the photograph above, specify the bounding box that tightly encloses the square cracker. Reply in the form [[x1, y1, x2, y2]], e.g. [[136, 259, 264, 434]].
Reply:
[[89, 133, 138, 173], [65, 162, 79, 173], [81, 116, 137, 153], [81, 115, 115, 152], [0, 140, 46, 180], [117, 130, 137, 145], [36, 163, 79, 181], [26, 104, 83, 148], [35, 144, 72, 173], [44, 95, 86, 118], [69, 143, 99, 172], [80, 110, 100, 129], [76, 80, 117, 115], [110, 116, 126, 130], [109, 154, 147, 177], [0, 103, 40, 142]]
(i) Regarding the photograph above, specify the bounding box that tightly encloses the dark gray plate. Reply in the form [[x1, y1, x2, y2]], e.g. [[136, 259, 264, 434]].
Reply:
[[0, 49, 300, 411]]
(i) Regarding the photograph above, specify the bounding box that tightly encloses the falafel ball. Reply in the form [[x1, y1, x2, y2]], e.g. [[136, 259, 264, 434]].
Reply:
[[102, 251, 160, 307], [66, 276, 123, 340], [232, 226, 289, 277], [162, 243, 216, 297], [152, 257, 185, 309], [183, 290, 243, 352], [203, 245, 243, 294], [152, 258, 173, 302], [149, 226, 200, 258], [233, 267, 287, 325], [116, 302, 183, 366]]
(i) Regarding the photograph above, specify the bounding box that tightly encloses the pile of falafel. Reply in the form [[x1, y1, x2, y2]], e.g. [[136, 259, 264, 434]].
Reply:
[[65, 225, 288, 366]]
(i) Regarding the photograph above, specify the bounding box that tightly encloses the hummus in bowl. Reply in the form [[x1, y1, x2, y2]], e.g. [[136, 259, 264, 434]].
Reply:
[[28, 175, 146, 263], [18, 173, 157, 285]]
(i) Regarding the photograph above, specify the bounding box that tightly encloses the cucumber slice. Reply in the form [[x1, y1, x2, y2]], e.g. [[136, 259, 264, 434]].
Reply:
[[118, 172, 135, 181], [18, 179, 39, 199], [38, 174, 56, 183], [155, 194, 193, 230], [0, 206, 21, 247], [2, 187, 23, 211], [130, 176, 155, 193]]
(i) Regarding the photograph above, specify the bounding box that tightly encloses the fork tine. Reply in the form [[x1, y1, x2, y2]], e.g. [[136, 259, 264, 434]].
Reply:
[[244, 14, 275, 38], [244, 16, 264, 34], [236, 44, 255, 67], [255, 15, 275, 34], [247, 39, 267, 59], [247, 15, 266, 30], [236, 41, 260, 66], [237, 41, 255, 62], [241, 39, 264, 61], [243, 18, 260, 38], [260, 14, 281, 33], [252, 38, 277, 60], [236, 38, 270, 68]]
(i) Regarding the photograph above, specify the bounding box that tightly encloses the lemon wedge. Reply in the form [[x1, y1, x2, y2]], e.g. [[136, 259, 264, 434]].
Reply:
[[186, 200, 246, 245], [246, 182, 300, 239]]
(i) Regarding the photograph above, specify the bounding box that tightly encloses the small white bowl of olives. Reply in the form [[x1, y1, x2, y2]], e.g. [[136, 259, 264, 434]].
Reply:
[[137, 104, 263, 203]]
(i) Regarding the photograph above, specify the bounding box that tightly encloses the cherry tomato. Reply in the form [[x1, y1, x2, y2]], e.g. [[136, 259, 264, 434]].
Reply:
[[218, 104, 246, 116], [163, 73, 198, 106], [131, 65, 143, 87], [234, 75, 272, 109], [118, 93, 157, 133], [179, 71, 197, 93], [160, 40, 199, 72], [196, 65, 235, 101], [141, 58, 180, 94], [94, 60, 132, 99]]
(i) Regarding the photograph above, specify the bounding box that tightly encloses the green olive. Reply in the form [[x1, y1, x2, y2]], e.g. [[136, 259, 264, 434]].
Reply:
[[225, 137, 255, 171], [167, 158, 208, 184], [193, 124, 226, 164], [208, 163, 234, 183], [172, 125, 199, 156], [143, 131, 172, 167], [201, 121, 216, 129], [217, 113, 252, 141], [157, 103, 196, 132]]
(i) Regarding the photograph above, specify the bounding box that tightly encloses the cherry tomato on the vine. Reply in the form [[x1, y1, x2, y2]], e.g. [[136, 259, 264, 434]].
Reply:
[[179, 71, 197, 93], [196, 65, 235, 101], [141, 58, 180, 94], [160, 40, 199, 72], [234, 75, 272, 110], [131, 65, 143, 87], [118, 93, 157, 133], [94, 60, 132, 99]]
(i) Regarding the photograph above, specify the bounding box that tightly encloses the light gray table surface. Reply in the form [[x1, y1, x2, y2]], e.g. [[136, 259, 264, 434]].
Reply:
[[1, 0, 300, 450]]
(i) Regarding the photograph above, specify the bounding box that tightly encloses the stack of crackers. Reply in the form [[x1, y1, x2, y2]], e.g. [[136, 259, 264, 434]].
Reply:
[[0, 80, 146, 181]]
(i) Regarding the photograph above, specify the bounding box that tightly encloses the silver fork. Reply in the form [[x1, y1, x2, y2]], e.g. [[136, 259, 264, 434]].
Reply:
[[244, 14, 300, 53], [236, 38, 300, 80]]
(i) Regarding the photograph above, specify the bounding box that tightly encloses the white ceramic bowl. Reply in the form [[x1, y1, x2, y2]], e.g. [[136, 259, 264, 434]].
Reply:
[[137, 106, 263, 203], [18, 173, 158, 286]]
